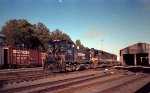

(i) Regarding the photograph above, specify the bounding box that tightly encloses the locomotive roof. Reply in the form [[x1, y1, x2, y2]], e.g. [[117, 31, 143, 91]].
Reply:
[[90, 48, 116, 56], [50, 40, 73, 44], [0, 34, 5, 37]]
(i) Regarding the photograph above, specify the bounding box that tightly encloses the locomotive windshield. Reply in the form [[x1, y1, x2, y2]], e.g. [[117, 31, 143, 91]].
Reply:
[[46, 40, 73, 61], [48, 40, 71, 49]]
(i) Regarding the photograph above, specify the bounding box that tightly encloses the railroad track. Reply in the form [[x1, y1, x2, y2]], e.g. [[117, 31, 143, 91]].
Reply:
[[0, 67, 43, 77], [0, 71, 53, 85], [0, 69, 127, 93], [0, 67, 108, 83], [55, 72, 149, 93], [0, 73, 110, 93], [0, 68, 106, 86], [53, 72, 135, 93], [1, 67, 149, 93], [100, 74, 150, 93]]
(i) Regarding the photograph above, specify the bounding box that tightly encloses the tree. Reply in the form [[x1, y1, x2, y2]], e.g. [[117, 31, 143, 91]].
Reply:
[[1, 19, 37, 48], [1, 19, 73, 50], [1, 19, 17, 46], [75, 39, 84, 49], [50, 29, 72, 41], [76, 39, 81, 46], [35, 22, 51, 50]]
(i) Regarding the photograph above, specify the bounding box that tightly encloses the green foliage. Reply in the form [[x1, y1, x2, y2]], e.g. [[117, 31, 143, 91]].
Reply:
[[76, 39, 81, 46], [50, 29, 72, 41], [35, 22, 51, 50], [1, 19, 73, 51], [75, 39, 85, 49], [1, 19, 36, 48]]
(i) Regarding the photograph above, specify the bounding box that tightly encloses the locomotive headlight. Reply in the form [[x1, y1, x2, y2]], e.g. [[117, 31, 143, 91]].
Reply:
[[77, 46, 79, 49], [72, 45, 74, 48], [48, 48, 52, 53]]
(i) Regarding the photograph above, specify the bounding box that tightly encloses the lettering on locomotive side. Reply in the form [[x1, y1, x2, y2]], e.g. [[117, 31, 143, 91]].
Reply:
[[78, 53, 85, 57], [77, 53, 85, 59]]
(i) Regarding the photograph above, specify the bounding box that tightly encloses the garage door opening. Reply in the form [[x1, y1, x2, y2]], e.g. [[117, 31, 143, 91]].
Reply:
[[136, 53, 149, 66], [123, 54, 135, 66]]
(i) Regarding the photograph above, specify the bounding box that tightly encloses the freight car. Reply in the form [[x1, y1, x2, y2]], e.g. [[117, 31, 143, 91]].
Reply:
[[43, 40, 117, 72], [0, 46, 45, 68]]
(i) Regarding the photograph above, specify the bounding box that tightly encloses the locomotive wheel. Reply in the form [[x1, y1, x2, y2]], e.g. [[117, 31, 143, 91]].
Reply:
[[51, 62, 62, 72], [65, 63, 71, 71], [92, 62, 99, 68], [43, 63, 53, 71], [72, 64, 77, 71], [90, 63, 95, 69], [75, 64, 80, 71], [85, 64, 91, 69], [75, 64, 86, 70], [65, 63, 76, 71]]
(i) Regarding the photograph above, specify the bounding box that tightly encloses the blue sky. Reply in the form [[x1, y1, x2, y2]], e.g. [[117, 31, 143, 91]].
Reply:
[[0, 0, 150, 59]]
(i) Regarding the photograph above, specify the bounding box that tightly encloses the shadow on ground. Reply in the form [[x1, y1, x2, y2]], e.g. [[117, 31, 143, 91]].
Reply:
[[116, 67, 150, 74], [135, 82, 150, 93]]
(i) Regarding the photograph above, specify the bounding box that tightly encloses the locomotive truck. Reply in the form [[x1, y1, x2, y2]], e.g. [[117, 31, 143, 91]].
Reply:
[[43, 40, 117, 72]]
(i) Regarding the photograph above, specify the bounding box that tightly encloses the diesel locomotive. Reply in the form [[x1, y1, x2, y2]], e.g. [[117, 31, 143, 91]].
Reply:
[[43, 40, 117, 72]]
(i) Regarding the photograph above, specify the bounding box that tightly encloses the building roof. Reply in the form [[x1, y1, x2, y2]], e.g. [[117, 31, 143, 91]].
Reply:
[[120, 42, 149, 51]]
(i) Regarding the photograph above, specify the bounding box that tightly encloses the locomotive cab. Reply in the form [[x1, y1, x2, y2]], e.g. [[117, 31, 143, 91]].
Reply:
[[43, 40, 74, 72]]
